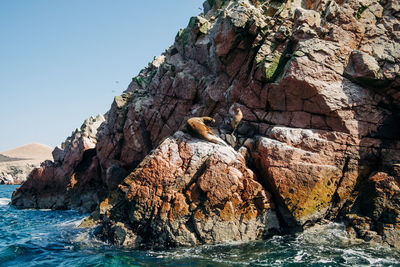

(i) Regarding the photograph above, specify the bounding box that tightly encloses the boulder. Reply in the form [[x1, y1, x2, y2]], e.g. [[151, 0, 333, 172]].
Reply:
[[94, 132, 280, 248], [249, 126, 361, 227], [344, 50, 385, 87]]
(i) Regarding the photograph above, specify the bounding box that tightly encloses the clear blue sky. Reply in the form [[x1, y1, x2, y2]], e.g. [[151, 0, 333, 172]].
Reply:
[[0, 0, 205, 152]]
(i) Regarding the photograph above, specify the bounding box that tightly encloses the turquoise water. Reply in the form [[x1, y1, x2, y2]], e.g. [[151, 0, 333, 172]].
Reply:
[[1, 185, 400, 266]]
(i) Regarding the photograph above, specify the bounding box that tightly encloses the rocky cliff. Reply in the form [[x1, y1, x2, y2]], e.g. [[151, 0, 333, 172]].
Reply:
[[12, 0, 400, 248], [11, 116, 106, 211]]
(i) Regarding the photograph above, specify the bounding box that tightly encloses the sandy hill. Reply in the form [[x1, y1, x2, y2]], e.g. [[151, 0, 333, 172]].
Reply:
[[0, 143, 53, 184], [0, 143, 53, 162]]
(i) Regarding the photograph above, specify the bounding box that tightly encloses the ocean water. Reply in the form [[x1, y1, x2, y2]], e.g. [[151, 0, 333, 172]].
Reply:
[[1, 185, 400, 267]]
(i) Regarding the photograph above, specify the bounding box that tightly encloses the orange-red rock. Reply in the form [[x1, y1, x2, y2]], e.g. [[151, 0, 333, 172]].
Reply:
[[97, 132, 279, 248]]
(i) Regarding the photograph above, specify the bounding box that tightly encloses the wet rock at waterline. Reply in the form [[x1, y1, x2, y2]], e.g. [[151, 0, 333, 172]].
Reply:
[[344, 171, 400, 249], [12, 115, 106, 212]]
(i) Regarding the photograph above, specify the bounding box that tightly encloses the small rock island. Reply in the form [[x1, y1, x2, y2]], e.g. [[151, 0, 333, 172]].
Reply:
[[12, 0, 400, 249]]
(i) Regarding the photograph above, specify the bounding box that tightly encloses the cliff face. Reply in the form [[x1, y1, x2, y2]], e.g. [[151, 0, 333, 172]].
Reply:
[[12, 0, 400, 248], [12, 116, 106, 211]]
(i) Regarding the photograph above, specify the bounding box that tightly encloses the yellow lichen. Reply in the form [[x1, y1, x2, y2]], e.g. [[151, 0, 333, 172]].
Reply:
[[286, 167, 342, 220], [193, 209, 205, 220], [220, 201, 235, 221]]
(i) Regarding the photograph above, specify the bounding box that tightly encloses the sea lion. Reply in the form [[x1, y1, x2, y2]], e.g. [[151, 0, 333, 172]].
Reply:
[[229, 105, 243, 134], [186, 117, 226, 145]]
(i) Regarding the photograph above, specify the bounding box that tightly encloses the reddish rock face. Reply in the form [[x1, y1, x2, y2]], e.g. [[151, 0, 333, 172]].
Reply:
[[12, 0, 400, 247], [96, 132, 279, 248], [251, 129, 344, 226], [12, 116, 106, 212]]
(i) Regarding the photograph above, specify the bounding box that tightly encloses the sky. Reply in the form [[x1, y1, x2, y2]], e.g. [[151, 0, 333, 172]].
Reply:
[[0, 0, 205, 152]]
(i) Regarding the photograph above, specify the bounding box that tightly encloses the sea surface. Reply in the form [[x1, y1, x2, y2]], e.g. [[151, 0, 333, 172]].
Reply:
[[1, 185, 400, 267]]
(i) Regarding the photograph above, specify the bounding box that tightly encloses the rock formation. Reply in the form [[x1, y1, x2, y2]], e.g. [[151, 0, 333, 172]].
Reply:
[[12, 115, 106, 211], [86, 132, 279, 248], [12, 0, 400, 248], [0, 143, 53, 184]]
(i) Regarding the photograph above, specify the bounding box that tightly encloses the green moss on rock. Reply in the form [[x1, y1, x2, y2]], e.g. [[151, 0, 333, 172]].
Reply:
[[177, 16, 209, 49], [188, 16, 198, 28], [293, 51, 305, 57], [176, 17, 196, 49], [354, 5, 367, 20], [264, 54, 281, 81], [135, 76, 146, 88]]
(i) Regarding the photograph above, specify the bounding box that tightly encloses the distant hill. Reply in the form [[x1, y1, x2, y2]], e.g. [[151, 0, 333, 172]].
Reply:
[[0, 143, 53, 184], [0, 143, 53, 161]]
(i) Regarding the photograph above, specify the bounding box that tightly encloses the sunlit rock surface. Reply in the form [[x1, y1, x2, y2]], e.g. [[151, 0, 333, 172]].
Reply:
[[90, 132, 279, 248]]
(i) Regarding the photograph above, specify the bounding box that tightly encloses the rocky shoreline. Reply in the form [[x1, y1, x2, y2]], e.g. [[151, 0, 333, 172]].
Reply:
[[0, 163, 35, 185], [12, 0, 400, 249]]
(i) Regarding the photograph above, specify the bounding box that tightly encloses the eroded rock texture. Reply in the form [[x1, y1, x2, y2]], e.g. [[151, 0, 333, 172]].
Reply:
[[12, 0, 400, 248], [91, 132, 279, 248], [12, 115, 106, 211], [342, 171, 400, 248]]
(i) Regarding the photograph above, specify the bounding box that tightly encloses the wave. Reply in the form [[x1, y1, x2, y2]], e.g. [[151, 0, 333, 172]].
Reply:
[[57, 218, 85, 228], [0, 198, 10, 206], [147, 223, 400, 266], [70, 228, 109, 249]]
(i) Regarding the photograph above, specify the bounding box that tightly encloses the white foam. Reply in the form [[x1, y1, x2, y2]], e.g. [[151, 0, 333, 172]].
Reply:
[[71, 230, 108, 248], [58, 218, 84, 228], [296, 222, 350, 245], [316, 259, 333, 264], [293, 250, 306, 262], [0, 197, 10, 206]]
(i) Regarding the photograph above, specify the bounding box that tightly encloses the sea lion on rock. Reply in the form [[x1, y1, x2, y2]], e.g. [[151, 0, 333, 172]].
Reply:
[[186, 117, 226, 145], [229, 105, 243, 134]]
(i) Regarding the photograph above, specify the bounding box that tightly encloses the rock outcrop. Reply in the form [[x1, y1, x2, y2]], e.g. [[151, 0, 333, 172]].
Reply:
[[12, 115, 106, 211], [344, 171, 400, 248], [89, 132, 279, 248], [12, 0, 400, 248], [0, 143, 53, 184]]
